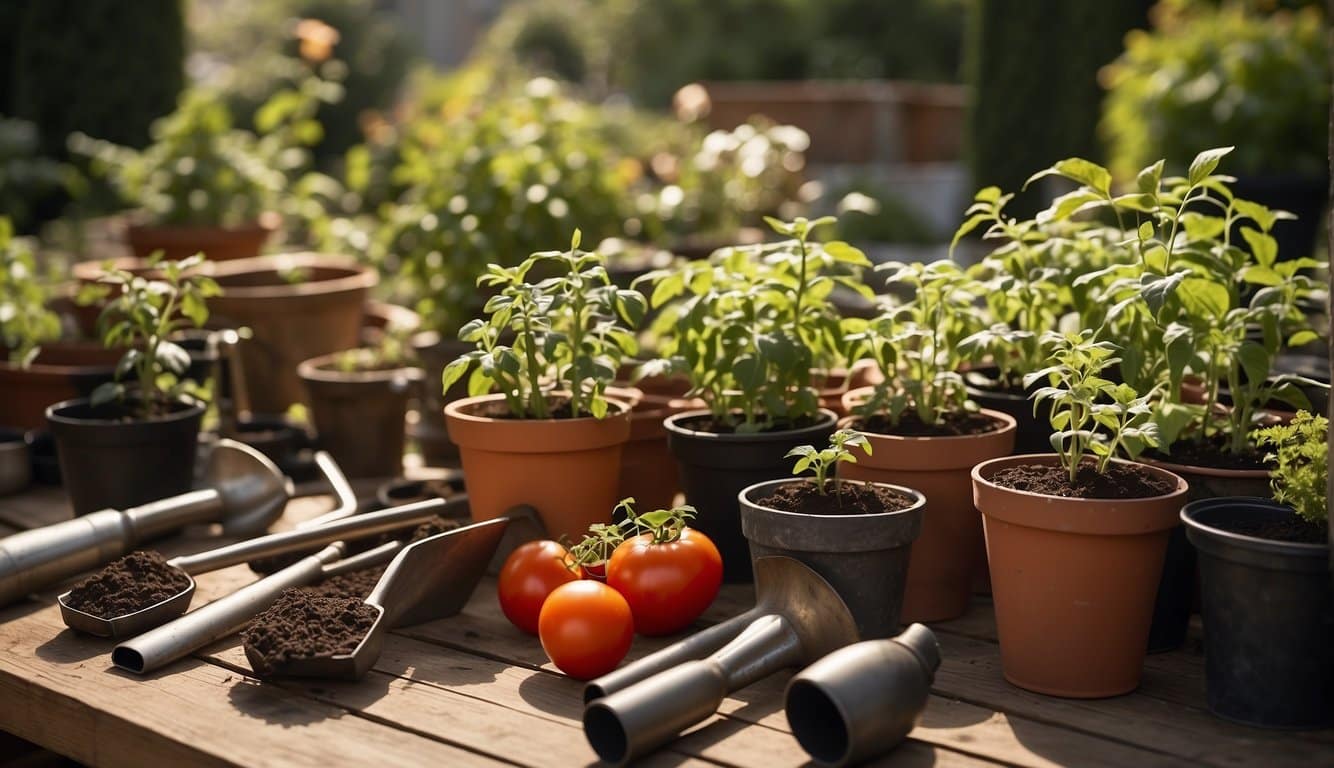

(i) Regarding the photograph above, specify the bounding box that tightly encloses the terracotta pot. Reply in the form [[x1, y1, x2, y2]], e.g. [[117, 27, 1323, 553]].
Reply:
[[971, 454, 1188, 698], [618, 393, 702, 511], [815, 362, 881, 418], [126, 221, 271, 262], [361, 300, 422, 343], [208, 253, 377, 414], [838, 389, 1016, 622], [445, 393, 633, 540], [0, 343, 121, 431], [298, 352, 424, 479], [68, 257, 170, 336]]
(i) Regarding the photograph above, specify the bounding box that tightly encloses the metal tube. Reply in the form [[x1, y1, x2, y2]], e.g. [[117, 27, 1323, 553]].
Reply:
[[0, 511, 132, 606], [124, 489, 224, 540], [169, 497, 453, 574], [113, 544, 347, 675], [583, 609, 759, 702], [298, 451, 358, 528]]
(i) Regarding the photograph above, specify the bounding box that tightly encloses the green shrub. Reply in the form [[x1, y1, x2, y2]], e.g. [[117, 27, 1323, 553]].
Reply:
[[1255, 411, 1328, 524], [1101, 1, 1329, 178]]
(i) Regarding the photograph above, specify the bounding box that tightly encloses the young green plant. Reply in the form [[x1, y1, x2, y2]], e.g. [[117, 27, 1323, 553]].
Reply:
[[1026, 331, 1159, 484], [1254, 411, 1328, 526], [442, 230, 646, 420], [0, 217, 61, 368], [86, 253, 221, 419], [786, 428, 872, 502]]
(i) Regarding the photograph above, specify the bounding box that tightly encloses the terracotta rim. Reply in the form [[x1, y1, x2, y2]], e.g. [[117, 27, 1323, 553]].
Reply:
[[297, 351, 424, 385], [71, 256, 166, 283], [126, 220, 273, 239], [0, 342, 120, 375], [207, 252, 378, 299], [445, 392, 633, 453]]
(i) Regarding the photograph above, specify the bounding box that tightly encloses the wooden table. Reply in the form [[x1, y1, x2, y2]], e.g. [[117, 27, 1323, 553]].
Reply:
[[1, 487, 1331, 768]]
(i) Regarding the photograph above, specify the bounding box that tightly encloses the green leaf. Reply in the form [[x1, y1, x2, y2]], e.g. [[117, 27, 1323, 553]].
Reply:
[[1135, 159, 1164, 194], [1187, 147, 1233, 186], [90, 382, 123, 408], [441, 357, 472, 392], [1241, 227, 1278, 268], [1026, 158, 1112, 197], [1288, 330, 1320, 347], [1177, 277, 1229, 320]]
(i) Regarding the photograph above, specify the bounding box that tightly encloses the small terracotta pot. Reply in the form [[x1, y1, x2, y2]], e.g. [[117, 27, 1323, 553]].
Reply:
[[445, 393, 633, 540], [126, 221, 272, 262], [618, 393, 702, 511], [0, 343, 121, 431], [839, 388, 1016, 622], [298, 352, 424, 479], [971, 454, 1188, 698], [815, 362, 880, 418], [208, 253, 377, 414]]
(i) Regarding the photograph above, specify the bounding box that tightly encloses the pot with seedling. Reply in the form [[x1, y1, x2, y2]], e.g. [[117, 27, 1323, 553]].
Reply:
[[645, 216, 868, 581], [1182, 411, 1333, 729], [839, 260, 1015, 622], [443, 232, 642, 540], [738, 429, 924, 639], [298, 321, 423, 479], [971, 330, 1187, 697], [46, 254, 221, 516]]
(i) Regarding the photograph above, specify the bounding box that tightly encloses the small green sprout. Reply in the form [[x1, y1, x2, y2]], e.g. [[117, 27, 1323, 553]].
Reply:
[[786, 428, 872, 498], [1255, 411, 1328, 525]]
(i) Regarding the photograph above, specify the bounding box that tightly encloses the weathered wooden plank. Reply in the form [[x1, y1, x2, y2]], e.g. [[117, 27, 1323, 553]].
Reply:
[[0, 487, 70, 530], [0, 603, 504, 768]]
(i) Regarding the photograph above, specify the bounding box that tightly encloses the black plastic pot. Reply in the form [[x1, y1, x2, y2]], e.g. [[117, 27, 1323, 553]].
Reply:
[[298, 353, 423, 479], [1182, 497, 1334, 729], [375, 471, 467, 511], [46, 398, 205, 516], [739, 479, 924, 639], [963, 368, 1050, 455], [666, 409, 837, 582]]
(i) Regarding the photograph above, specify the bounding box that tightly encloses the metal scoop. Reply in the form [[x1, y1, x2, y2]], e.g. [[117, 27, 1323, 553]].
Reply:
[[244, 506, 545, 680], [59, 494, 458, 639], [0, 440, 288, 608], [583, 556, 860, 766]]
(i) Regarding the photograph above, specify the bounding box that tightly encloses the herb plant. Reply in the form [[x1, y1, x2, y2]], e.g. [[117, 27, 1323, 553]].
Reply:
[[88, 253, 222, 419], [443, 231, 646, 420], [0, 217, 61, 368], [640, 215, 870, 432], [1255, 411, 1328, 525], [1027, 331, 1160, 484], [847, 260, 984, 427], [786, 428, 872, 499]]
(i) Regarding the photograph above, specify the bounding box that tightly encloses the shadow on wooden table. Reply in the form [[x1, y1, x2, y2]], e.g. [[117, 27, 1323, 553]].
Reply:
[[33, 626, 114, 664]]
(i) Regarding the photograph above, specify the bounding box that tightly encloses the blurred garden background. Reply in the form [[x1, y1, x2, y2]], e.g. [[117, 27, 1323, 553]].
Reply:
[[0, 0, 1328, 336]]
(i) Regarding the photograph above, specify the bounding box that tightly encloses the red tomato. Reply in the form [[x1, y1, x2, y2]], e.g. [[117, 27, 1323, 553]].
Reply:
[[606, 527, 723, 636], [538, 580, 634, 679], [497, 540, 582, 635]]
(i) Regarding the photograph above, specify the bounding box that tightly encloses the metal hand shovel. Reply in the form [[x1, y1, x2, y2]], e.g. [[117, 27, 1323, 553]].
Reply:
[[583, 556, 860, 766], [58, 494, 457, 639], [0, 440, 288, 608], [244, 506, 545, 680]]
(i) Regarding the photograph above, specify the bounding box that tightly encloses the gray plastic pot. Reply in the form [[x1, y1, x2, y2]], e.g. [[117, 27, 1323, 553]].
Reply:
[[666, 410, 838, 582], [297, 352, 423, 479], [739, 478, 925, 639], [1182, 497, 1334, 729]]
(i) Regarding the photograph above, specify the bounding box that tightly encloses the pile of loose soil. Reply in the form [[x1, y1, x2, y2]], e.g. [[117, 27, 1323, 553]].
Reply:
[[1219, 515, 1328, 544], [470, 397, 596, 420], [63, 551, 190, 619], [852, 411, 1002, 438], [242, 590, 379, 678], [989, 463, 1176, 500], [757, 481, 915, 516]]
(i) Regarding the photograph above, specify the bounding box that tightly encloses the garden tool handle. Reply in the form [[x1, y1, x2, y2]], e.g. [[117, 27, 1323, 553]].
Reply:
[[291, 451, 358, 529], [319, 540, 405, 579], [124, 489, 224, 541], [0, 510, 133, 607], [113, 544, 346, 675], [169, 497, 453, 574]]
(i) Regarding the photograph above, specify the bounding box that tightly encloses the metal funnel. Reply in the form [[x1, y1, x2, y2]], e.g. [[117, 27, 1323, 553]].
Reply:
[[786, 623, 940, 767], [0, 440, 287, 607], [583, 556, 859, 766], [244, 510, 537, 680]]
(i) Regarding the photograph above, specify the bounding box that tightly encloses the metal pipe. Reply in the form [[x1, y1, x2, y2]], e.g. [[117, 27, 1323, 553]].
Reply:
[[583, 609, 759, 702], [298, 451, 358, 528], [112, 545, 347, 674], [169, 497, 453, 574], [124, 490, 223, 540]]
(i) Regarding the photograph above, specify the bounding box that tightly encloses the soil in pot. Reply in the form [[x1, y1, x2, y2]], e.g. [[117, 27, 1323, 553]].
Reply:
[[668, 409, 838, 583], [839, 400, 1016, 622], [446, 393, 632, 541], [242, 590, 379, 678], [47, 397, 204, 517], [63, 552, 190, 619], [1183, 498, 1334, 729], [973, 455, 1187, 698], [740, 478, 925, 639]]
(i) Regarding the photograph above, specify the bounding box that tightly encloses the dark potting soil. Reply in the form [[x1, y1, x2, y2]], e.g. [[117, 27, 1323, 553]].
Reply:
[[758, 481, 915, 516], [470, 397, 597, 420], [674, 413, 825, 435], [1146, 436, 1268, 472], [387, 478, 465, 506], [989, 463, 1176, 500], [1217, 514, 1328, 544], [242, 590, 379, 677], [301, 516, 462, 599], [63, 551, 190, 618], [852, 410, 1002, 438]]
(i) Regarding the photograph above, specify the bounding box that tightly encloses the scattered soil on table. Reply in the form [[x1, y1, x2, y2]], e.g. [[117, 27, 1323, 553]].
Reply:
[[851, 410, 1003, 438], [757, 481, 915, 516], [674, 413, 824, 435], [63, 551, 190, 618], [1217, 514, 1328, 544], [243, 590, 378, 678], [1147, 436, 1268, 472], [989, 463, 1176, 500]]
